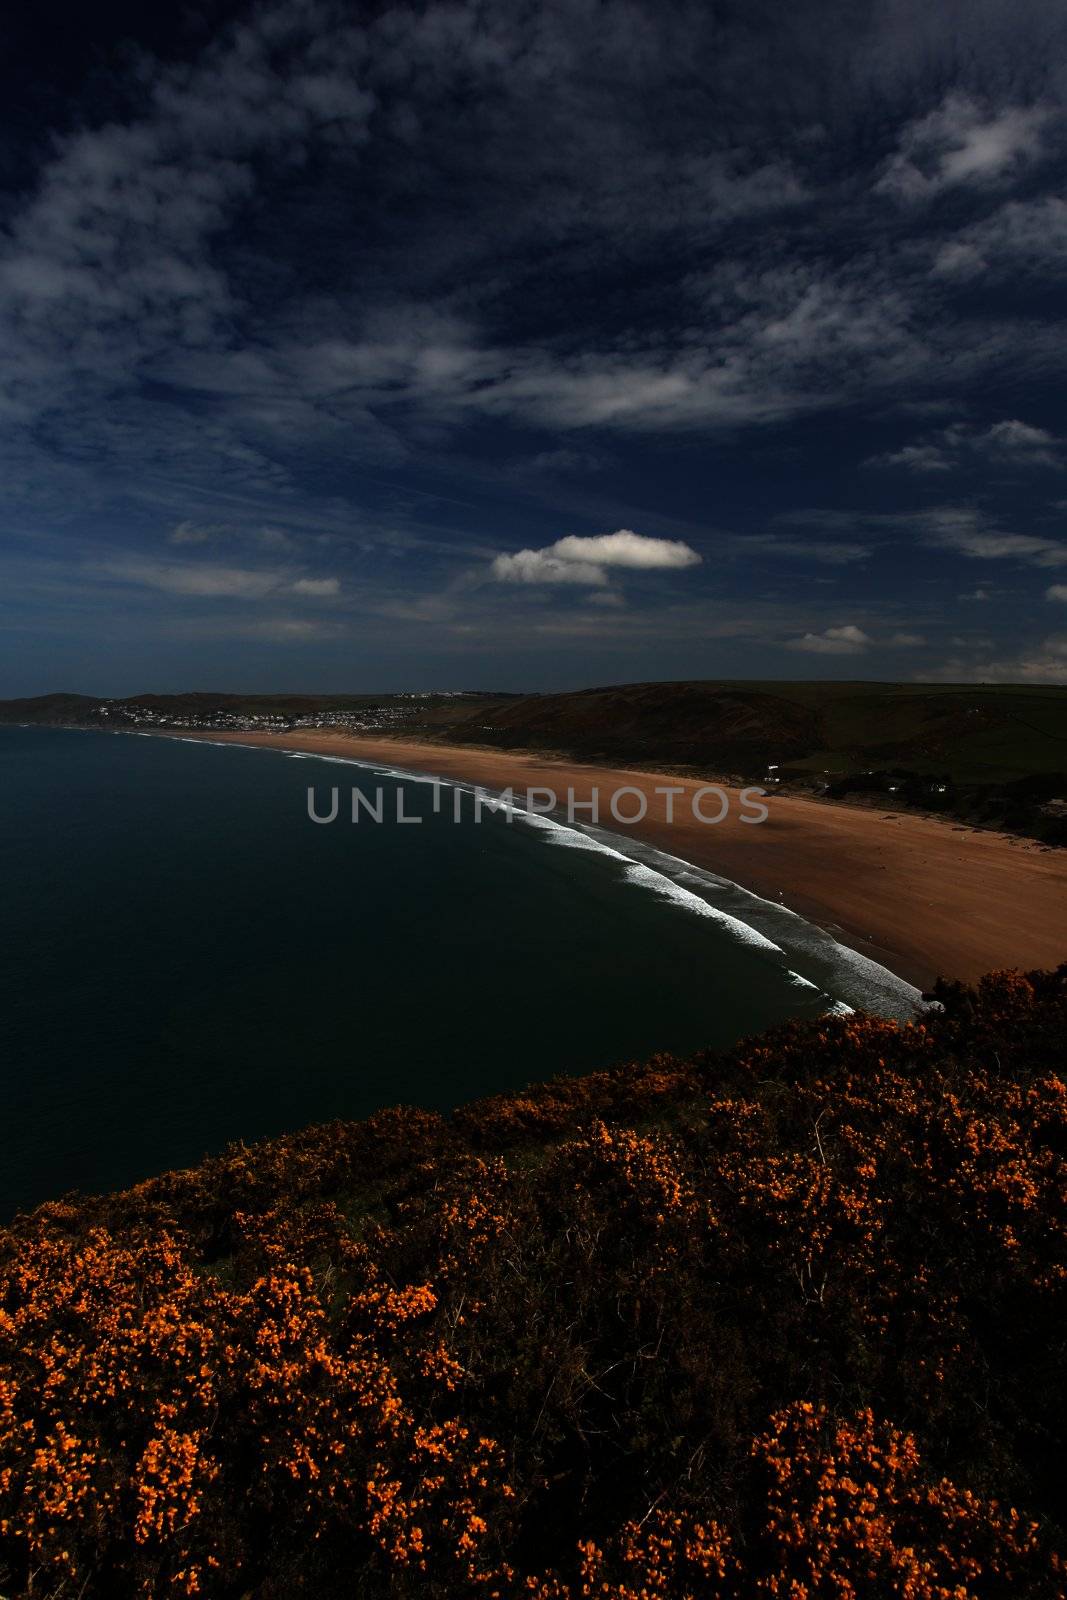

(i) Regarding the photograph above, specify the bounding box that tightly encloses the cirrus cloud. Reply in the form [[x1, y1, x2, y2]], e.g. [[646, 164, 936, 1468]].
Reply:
[[876, 94, 1050, 203], [96, 558, 341, 600]]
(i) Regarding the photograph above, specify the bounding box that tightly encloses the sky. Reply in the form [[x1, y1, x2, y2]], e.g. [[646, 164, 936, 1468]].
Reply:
[[3, 0, 1067, 694]]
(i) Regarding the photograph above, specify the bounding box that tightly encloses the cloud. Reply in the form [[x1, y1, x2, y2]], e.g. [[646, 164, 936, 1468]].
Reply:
[[787, 624, 871, 655], [919, 507, 1067, 565], [0, 14, 376, 432], [877, 93, 1049, 202], [3, 0, 1065, 515], [99, 560, 281, 599], [946, 530, 1064, 561], [290, 576, 341, 597], [889, 632, 926, 647], [868, 419, 1061, 473], [169, 520, 230, 545], [490, 551, 609, 586], [168, 520, 300, 551], [741, 534, 873, 565], [925, 635, 1067, 684], [5, 0, 1067, 688], [932, 196, 1067, 281], [980, 419, 1059, 460], [490, 529, 700, 587], [550, 532, 701, 571], [1047, 585, 1067, 601], [97, 559, 340, 600], [175, 614, 345, 643], [868, 443, 953, 473], [292, 259, 930, 440]]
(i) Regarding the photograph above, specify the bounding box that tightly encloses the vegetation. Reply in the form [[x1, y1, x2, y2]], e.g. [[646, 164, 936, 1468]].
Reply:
[[443, 679, 1067, 780], [1, 967, 1065, 1597], [442, 680, 1067, 843]]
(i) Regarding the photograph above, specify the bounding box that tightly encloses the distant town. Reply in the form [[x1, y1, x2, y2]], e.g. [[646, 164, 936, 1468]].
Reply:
[[86, 694, 470, 735], [0, 689, 503, 737]]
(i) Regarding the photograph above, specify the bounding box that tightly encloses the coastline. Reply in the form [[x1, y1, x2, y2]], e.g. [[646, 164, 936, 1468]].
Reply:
[[170, 729, 1067, 990]]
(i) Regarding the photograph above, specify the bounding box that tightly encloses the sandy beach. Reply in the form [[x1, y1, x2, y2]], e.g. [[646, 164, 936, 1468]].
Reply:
[[193, 729, 1067, 990]]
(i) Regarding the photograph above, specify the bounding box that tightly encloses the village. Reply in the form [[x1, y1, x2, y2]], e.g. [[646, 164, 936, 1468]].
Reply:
[[84, 693, 478, 736]]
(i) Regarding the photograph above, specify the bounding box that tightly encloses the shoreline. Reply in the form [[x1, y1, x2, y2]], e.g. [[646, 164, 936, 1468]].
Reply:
[[164, 728, 1066, 991]]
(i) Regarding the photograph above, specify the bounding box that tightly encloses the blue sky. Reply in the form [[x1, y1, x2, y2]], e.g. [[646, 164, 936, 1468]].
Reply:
[[2, 0, 1067, 693]]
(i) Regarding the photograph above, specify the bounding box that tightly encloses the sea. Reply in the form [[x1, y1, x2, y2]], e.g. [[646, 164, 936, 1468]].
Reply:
[[0, 726, 920, 1217]]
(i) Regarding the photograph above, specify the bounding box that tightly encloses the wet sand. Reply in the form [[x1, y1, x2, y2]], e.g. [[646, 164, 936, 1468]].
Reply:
[[191, 730, 1067, 990]]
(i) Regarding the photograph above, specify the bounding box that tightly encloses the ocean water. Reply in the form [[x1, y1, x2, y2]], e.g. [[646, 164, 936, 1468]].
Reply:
[[0, 728, 918, 1216]]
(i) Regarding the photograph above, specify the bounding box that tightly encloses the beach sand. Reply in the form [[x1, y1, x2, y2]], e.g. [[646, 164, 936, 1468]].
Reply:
[[193, 730, 1066, 990]]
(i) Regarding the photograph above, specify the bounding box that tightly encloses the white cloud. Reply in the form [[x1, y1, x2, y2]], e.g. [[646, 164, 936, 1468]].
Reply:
[[868, 418, 1061, 473], [549, 531, 701, 570], [889, 632, 926, 647], [920, 507, 1067, 566], [868, 443, 952, 473], [877, 94, 1049, 202], [949, 530, 1060, 560], [97, 558, 341, 600], [491, 551, 609, 586], [490, 529, 700, 587], [1047, 584, 1067, 602], [787, 623, 871, 655], [100, 560, 281, 599]]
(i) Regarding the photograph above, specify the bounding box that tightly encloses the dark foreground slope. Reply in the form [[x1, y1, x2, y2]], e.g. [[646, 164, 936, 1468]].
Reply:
[[2, 969, 1066, 1598]]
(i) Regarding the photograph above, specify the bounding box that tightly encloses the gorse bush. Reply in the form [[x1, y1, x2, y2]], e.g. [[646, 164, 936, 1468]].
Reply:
[[1, 967, 1065, 1597]]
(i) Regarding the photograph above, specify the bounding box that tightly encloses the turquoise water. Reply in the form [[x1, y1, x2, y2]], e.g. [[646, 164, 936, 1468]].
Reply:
[[0, 728, 914, 1217]]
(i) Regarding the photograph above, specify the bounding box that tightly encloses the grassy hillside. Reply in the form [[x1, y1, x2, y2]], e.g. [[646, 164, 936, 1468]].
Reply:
[[441, 680, 1067, 842], [446, 679, 1067, 783], [1, 967, 1065, 1597]]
